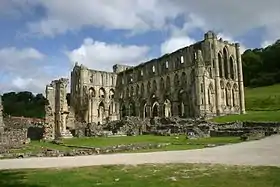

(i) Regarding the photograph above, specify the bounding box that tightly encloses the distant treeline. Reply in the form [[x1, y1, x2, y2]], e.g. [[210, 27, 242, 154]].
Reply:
[[1, 92, 48, 119], [242, 40, 280, 87]]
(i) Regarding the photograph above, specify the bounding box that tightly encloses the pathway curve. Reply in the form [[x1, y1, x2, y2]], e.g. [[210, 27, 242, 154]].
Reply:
[[1, 135, 280, 170]]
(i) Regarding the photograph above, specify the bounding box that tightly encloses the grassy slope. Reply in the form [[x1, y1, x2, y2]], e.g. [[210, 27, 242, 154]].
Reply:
[[245, 84, 280, 111], [212, 84, 280, 122], [1, 164, 279, 187]]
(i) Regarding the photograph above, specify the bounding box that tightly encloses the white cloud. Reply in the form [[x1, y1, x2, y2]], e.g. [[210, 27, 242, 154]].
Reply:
[[66, 38, 150, 71], [216, 33, 246, 53], [161, 36, 195, 55], [24, 0, 181, 37], [0, 47, 64, 94], [20, 0, 280, 45]]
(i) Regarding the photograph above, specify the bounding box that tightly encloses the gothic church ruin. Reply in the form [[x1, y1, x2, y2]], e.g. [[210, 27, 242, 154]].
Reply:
[[46, 31, 246, 137]]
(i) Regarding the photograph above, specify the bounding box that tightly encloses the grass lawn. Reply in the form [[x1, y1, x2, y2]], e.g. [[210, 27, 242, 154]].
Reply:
[[245, 84, 280, 111], [9, 141, 71, 154], [9, 136, 242, 155], [210, 84, 280, 123], [62, 135, 241, 147], [1, 164, 279, 187], [61, 135, 241, 153], [211, 110, 280, 123]]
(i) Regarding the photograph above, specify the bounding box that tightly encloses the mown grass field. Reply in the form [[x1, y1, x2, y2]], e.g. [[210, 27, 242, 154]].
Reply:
[[1, 164, 279, 187], [10, 136, 242, 154], [212, 84, 280, 122], [245, 84, 280, 111], [62, 135, 241, 147]]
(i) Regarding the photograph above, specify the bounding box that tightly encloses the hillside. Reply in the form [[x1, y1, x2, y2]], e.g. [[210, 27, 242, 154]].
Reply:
[[212, 84, 280, 122], [245, 84, 280, 111]]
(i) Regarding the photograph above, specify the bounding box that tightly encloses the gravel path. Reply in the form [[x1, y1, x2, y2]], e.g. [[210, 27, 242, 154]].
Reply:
[[1, 135, 280, 170]]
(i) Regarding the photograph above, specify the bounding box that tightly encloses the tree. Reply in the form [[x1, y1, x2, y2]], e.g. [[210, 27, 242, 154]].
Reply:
[[241, 39, 280, 87], [1, 92, 47, 118]]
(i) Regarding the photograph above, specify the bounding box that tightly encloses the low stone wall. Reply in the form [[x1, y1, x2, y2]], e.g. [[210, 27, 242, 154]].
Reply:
[[0, 129, 29, 153], [0, 143, 171, 159], [210, 121, 280, 138]]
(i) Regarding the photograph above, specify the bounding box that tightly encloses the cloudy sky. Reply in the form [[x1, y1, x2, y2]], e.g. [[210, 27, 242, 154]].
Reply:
[[1, 0, 280, 94]]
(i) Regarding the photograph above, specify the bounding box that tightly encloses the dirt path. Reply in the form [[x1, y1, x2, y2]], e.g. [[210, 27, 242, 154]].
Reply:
[[1, 135, 280, 170]]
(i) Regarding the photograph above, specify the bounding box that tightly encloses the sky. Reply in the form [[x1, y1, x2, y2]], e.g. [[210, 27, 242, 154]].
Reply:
[[1, 0, 280, 94]]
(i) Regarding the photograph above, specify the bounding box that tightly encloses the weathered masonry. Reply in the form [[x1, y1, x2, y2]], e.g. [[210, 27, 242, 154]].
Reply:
[[0, 95, 4, 132], [65, 31, 245, 125]]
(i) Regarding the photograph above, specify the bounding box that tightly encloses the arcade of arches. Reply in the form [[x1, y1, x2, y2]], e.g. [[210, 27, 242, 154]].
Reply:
[[69, 32, 245, 125]]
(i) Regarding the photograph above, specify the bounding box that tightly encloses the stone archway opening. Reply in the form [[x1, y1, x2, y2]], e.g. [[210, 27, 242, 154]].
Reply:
[[109, 89, 115, 99], [178, 90, 185, 117], [129, 102, 136, 116], [143, 103, 148, 118], [163, 99, 171, 117], [99, 87, 106, 98], [98, 102, 105, 124], [152, 102, 159, 117], [121, 104, 126, 118]]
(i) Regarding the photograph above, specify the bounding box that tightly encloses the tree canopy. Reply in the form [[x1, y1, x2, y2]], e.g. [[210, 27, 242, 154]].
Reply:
[[1, 91, 48, 119], [242, 40, 280, 87]]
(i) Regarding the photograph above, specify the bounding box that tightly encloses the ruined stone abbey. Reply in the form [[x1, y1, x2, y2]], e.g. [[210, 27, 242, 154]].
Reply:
[[45, 31, 246, 138]]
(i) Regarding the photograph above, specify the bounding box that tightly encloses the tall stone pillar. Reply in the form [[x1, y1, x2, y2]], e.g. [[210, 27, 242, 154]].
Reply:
[[235, 43, 246, 114], [91, 99, 95, 123], [213, 36, 222, 115], [45, 78, 73, 139], [0, 95, 4, 132], [88, 99, 92, 123]]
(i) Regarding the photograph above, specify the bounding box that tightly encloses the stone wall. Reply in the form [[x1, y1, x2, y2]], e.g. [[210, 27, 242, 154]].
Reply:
[[210, 121, 280, 137], [0, 129, 29, 152], [71, 31, 246, 125]]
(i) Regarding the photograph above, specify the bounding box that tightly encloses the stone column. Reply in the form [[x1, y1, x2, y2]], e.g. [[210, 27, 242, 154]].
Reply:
[[88, 99, 92, 123], [0, 95, 5, 132], [62, 113, 67, 132], [91, 99, 95, 123], [213, 39, 221, 115], [235, 43, 246, 114]]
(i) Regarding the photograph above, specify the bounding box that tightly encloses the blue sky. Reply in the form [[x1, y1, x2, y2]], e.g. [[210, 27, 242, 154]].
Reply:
[[0, 0, 280, 94]]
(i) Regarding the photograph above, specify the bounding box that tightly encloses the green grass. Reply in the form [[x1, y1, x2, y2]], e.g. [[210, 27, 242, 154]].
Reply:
[[62, 135, 241, 147], [10, 136, 241, 155], [211, 84, 280, 123], [1, 164, 279, 187], [61, 135, 241, 153], [9, 141, 71, 154], [211, 110, 280, 123], [245, 84, 280, 111]]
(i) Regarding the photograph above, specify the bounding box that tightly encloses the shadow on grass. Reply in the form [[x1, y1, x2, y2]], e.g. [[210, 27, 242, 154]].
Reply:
[[0, 170, 45, 187]]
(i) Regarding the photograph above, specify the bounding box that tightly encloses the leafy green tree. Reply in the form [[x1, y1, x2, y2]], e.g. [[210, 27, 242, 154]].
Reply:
[[2, 92, 48, 118]]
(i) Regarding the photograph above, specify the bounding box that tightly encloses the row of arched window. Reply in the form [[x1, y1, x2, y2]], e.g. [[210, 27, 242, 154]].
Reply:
[[218, 47, 235, 80], [88, 87, 115, 99], [122, 54, 188, 85], [121, 70, 193, 99], [207, 82, 239, 109]]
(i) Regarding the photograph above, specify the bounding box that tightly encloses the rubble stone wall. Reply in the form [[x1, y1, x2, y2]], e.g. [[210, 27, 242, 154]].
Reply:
[[0, 129, 28, 148]]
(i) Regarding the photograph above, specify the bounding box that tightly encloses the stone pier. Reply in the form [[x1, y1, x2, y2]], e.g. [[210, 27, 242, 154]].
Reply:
[[0, 95, 4, 132], [45, 78, 73, 139]]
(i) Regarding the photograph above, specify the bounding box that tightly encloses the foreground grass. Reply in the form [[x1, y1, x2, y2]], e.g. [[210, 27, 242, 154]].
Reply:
[[211, 110, 280, 123], [245, 84, 280, 111], [1, 164, 279, 187]]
